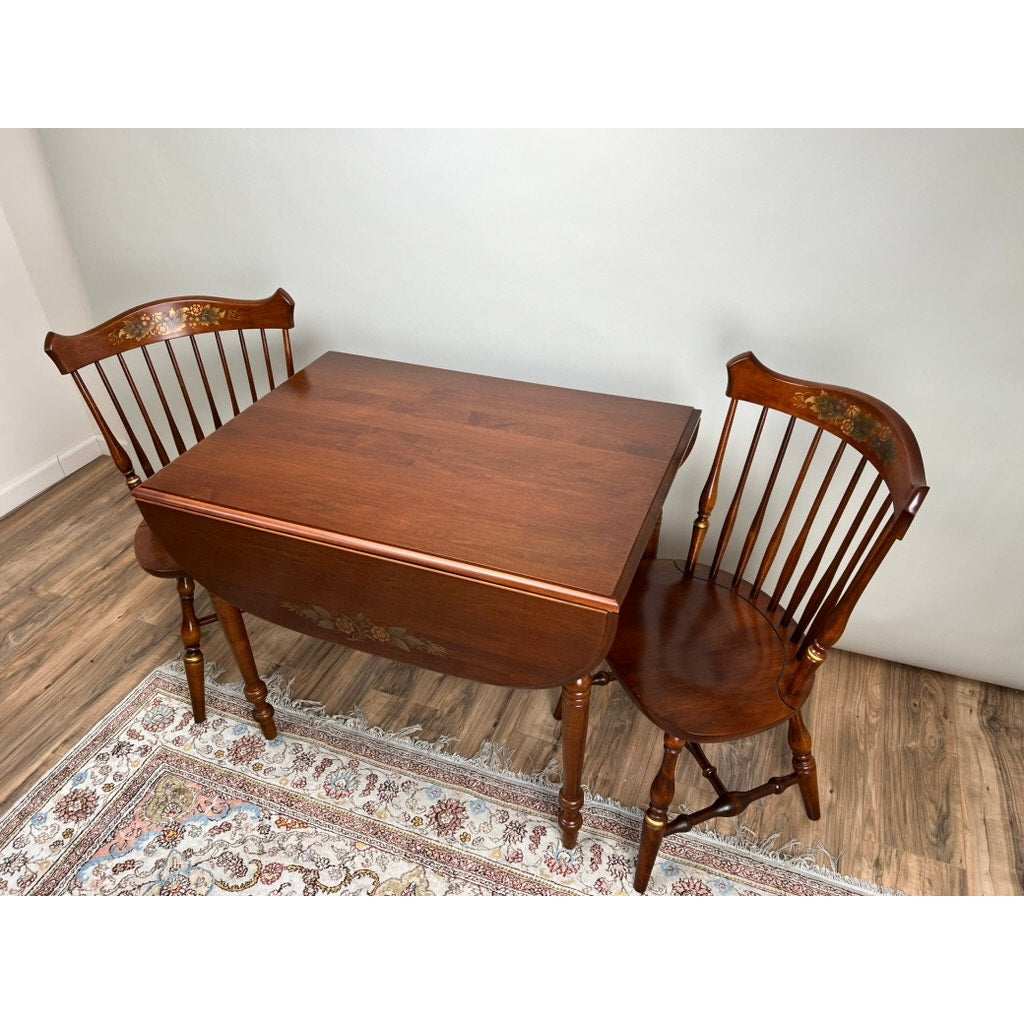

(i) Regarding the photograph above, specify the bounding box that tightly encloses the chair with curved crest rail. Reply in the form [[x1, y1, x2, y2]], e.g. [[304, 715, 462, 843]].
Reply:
[[44, 288, 297, 725], [606, 352, 928, 893]]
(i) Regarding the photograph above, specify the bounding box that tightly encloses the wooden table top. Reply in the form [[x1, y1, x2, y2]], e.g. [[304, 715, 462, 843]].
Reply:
[[135, 352, 701, 611]]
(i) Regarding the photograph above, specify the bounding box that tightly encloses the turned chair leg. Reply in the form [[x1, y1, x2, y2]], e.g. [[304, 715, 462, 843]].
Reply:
[[176, 575, 206, 723], [635, 734, 685, 893], [788, 711, 821, 821]]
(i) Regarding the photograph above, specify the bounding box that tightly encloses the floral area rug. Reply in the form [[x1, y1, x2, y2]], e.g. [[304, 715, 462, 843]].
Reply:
[[0, 662, 892, 895]]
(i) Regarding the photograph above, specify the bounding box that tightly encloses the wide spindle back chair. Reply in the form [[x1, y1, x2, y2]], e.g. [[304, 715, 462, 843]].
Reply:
[[606, 351, 927, 893], [44, 288, 296, 723]]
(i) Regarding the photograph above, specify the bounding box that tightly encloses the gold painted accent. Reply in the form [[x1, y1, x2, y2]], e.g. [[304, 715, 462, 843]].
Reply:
[[644, 813, 666, 829], [793, 389, 895, 464], [282, 601, 448, 657], [109, 303, 244, 346], [805, 645, 826, 664]]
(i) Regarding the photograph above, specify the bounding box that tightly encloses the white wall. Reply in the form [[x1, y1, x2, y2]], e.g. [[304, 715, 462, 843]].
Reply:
[[31, 128, 1024, 690], [0, 129, 100, 515]]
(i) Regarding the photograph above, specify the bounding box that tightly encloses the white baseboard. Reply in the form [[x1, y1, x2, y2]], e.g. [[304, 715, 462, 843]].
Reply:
[[0, 435, 108, 518]]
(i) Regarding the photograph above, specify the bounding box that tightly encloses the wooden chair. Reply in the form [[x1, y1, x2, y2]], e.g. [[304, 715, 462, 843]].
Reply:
[[44, 288, 296, 724], [606, 352, 928, 893]]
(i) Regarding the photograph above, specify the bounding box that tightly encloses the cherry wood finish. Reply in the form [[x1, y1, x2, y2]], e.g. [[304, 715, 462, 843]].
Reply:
[[606, 352, 928, 892], [44, 289, 297, 724], [131, 351, 701, 847]]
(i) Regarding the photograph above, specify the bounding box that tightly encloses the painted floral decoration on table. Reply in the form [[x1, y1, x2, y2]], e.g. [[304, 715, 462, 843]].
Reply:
[[793, 390, 896, 465], [283, 601, 448, 657], [109, 304, 244, 345]]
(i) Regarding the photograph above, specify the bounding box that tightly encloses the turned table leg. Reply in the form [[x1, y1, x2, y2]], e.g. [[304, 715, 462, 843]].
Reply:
[[176, 575, 206, 723], [210, 595, 277, 740], [557, 674, 593, 849]]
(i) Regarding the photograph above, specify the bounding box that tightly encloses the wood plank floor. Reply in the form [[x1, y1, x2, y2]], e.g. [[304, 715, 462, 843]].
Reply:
[[2, 457, 1021, 895]]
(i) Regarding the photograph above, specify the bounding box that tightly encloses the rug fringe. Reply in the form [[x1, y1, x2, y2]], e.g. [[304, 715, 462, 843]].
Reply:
[[585, 794, 898, 895], [238, 662, 567, 788], [684, 826, 900, 895], [159, 659, 898, 895], [586, 777, 898, 894]]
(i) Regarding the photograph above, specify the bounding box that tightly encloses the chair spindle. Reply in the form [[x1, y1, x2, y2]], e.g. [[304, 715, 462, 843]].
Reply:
[[140, 347, 187, 457], [751, 426, 824, 596], [96, 362, 155, 478], [164, 340, 206, 444], [214, 331, 241, 417], [190, 335, 223, 430], [237, 330, 259, 404], [709, 406, 769, 578], [116, 353, 171, 466], [71, 370, 139, 487], [797, 495, 894, 654], [767, 437, 845, 612], [282, 328, 295, 377], [794, 471, 884, 638], [732, 414, 796, 587], [260, 328, 276, 389], [685, 398, 738, 573], [781, 454, 868, 628]]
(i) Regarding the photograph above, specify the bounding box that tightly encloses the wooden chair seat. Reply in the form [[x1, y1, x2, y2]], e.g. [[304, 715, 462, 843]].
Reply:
[[133, 521, 182, 579], [608, 560, 791, 743]]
